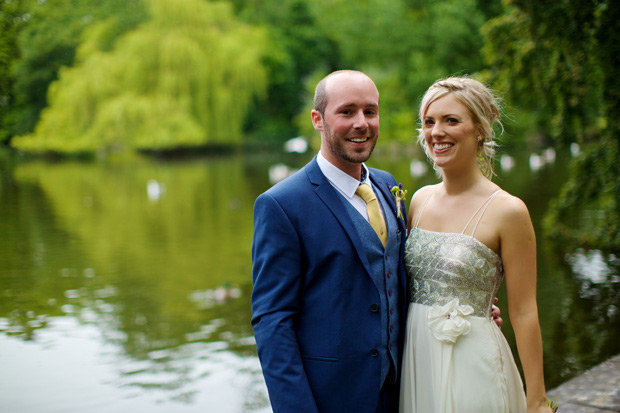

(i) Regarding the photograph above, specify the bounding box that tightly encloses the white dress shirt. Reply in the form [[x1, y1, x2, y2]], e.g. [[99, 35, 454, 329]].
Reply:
[[316, 152, 385, 222]]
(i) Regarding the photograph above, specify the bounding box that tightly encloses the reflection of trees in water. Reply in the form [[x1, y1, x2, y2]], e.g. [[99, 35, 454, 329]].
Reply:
[[545, 250, 620, 388], [3, 156, 259, 351], [3, 273, 265, 407]]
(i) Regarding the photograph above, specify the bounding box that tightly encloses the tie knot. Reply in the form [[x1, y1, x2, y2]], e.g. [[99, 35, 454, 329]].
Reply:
[[356, 183, 376, 204]]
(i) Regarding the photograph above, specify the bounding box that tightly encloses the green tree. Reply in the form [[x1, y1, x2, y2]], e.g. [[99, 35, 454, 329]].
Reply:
[[0, 0, 34, 143], [5, 0, 146, 142], [233, 0, 339, 142], [482, 0, 619, 251], [11, 0, 269, 154]]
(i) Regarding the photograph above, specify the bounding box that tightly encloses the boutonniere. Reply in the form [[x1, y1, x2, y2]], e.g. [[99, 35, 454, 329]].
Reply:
[[388, 183, 408, 219]]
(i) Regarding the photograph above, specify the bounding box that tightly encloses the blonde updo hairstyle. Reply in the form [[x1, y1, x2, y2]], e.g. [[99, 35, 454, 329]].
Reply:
[[417, 76, 502, 179]]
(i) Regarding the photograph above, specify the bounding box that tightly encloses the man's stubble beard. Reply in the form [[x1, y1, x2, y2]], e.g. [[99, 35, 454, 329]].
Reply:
[[323, 119, 377, 165]]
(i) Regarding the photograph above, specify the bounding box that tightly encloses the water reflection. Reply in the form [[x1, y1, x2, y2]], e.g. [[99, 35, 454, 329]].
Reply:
[[1, 317, 269, 412], [1, 153, 269, 411], [567, 249, 618, 284], [0, 149, 618, 412]]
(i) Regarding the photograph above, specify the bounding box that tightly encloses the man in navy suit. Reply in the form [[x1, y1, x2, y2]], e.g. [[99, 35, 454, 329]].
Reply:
[[251, 70, 407, 412]]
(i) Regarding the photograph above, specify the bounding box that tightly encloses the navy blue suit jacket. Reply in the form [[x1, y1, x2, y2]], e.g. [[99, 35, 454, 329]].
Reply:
[[251, 157, 408, 412]]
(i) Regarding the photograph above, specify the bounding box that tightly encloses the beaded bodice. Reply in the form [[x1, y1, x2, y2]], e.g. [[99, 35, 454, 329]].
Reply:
[[404, 228, 503, 317]]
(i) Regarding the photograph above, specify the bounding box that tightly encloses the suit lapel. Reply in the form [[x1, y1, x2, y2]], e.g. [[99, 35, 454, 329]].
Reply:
[[305, 158, 373, 275]]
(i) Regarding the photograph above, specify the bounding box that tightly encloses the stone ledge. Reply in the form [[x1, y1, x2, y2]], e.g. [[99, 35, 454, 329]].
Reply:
[[547, 354, 620, 412]]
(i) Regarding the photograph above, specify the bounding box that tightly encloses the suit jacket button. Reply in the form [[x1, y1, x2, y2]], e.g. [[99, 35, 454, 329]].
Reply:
[[370, 304, 379, 312], [370, 348, 379, 357]]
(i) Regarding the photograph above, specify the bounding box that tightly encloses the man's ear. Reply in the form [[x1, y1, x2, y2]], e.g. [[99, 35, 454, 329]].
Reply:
[[311, 110, 323, 131]]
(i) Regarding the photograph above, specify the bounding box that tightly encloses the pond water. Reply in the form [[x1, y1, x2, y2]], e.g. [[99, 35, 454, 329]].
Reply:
[[1, 146, 618, 412]]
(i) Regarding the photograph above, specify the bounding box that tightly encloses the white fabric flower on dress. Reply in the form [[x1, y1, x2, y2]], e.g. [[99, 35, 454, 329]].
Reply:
[[428, 298, 474, 344]]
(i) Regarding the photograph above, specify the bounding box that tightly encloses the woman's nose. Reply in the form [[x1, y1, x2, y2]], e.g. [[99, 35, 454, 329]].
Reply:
[[431, 122, 445, 136]]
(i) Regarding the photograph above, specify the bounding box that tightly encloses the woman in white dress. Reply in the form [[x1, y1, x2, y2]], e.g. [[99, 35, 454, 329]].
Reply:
[[399, 77, 556, 412]]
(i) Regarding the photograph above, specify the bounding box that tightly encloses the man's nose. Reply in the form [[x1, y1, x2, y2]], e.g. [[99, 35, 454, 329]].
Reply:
[[353, 111, 368, 129]]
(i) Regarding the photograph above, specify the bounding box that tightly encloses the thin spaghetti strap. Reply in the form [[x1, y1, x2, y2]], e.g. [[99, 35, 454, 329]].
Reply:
[[413, 189, 434, 229], [461, 189, 502, 236]]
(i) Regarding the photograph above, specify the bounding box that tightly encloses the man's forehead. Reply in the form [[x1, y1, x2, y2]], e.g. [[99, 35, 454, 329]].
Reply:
[[336, 101, 379, 109], [325, 75, 379, 106]]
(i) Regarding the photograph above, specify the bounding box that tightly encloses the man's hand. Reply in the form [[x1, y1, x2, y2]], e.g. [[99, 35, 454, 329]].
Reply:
[[491, 297, 503, 328]]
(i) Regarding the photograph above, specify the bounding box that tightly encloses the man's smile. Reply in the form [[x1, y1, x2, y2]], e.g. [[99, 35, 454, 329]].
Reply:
[[347, 136, 371, 143]]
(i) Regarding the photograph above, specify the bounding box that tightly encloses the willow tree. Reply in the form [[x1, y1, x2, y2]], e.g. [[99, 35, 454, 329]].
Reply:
[[12, 0, 268, 154], [4, 0, 146, 143]]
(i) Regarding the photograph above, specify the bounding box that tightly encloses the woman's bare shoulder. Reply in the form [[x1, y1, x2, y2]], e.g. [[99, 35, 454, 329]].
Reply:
[[407, 184, 439, 227], [409, 184, 439, 210], [492, 190, 533, 229], [412, 184, 438, 201]]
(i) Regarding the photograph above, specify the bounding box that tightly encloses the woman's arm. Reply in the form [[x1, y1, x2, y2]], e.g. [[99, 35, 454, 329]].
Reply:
[[499, 195, 551, 412]]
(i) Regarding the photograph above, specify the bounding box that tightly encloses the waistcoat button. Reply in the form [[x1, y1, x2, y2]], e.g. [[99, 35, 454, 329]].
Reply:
[[370, 304, 379, 312]]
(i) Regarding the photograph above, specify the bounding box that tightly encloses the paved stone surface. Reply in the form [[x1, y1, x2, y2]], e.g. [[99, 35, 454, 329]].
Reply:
[[547, 354, 620, 412]]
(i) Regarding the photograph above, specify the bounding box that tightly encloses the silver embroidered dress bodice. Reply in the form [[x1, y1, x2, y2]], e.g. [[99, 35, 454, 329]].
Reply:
[[404, 228, 503, 318]]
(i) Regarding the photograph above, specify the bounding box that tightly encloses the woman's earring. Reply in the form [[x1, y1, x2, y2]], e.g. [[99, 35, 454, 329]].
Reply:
[[477, 135, 483, 142]]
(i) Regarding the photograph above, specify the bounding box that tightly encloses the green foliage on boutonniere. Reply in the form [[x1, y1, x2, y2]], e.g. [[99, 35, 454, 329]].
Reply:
[[388, 183, 408, 220]]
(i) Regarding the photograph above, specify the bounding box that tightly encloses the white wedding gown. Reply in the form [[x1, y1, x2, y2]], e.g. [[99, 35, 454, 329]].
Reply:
[[399, 192, 527, 413]]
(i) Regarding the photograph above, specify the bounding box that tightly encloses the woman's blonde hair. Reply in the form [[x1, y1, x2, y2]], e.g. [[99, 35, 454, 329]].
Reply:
[[418, 76, 502, 179]]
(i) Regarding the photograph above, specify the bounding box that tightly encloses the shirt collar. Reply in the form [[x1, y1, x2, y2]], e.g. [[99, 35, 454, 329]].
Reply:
[[317, 152, 371, 198]]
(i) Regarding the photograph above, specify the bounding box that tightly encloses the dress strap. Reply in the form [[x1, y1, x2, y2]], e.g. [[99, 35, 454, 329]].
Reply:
[[461, 189, 502, 237], [413, 189, 434, 229]]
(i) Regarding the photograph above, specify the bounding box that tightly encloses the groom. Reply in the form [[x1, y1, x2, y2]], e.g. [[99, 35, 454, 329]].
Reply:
[[251, 70, 407, 412]]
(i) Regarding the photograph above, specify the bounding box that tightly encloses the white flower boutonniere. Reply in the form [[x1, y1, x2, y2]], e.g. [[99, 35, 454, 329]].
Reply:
[[388, 183, 408, 220]]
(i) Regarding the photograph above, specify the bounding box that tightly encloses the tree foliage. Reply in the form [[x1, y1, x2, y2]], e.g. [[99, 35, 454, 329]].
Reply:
[[12, 0, 269, 154], [0, 0, 34, 143], [4, 0, 501, 151], [482, 0, 619, 251], [230, 0, 338, 141], [3, 0, 146, 142]]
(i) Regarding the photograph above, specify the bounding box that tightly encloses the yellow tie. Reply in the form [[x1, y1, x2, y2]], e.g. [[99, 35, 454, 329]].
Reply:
[[356, 183, 387, 247]]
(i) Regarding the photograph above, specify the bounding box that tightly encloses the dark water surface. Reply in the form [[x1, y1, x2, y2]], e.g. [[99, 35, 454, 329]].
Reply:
[[1, 147, 618, 412]]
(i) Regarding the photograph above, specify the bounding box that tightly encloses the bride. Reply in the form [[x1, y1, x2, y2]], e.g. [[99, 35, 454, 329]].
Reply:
[[399, 76, 556, 412]]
